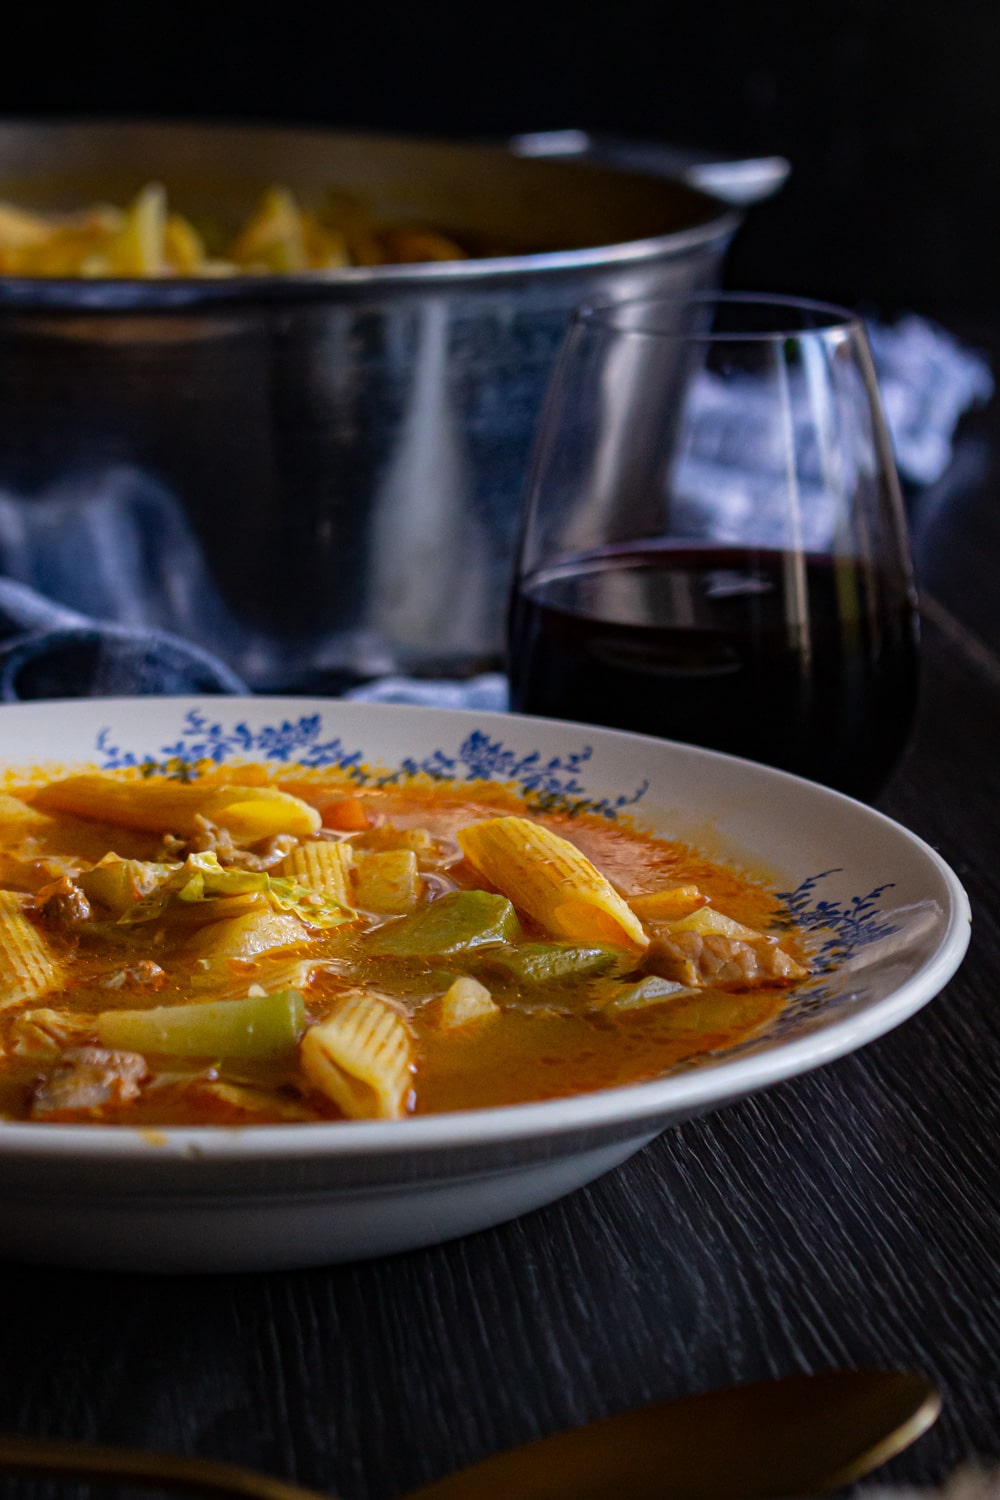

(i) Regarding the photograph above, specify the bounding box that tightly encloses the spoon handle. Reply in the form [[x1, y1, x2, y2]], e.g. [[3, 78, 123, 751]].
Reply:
[[0, 1433, 335, 1500]]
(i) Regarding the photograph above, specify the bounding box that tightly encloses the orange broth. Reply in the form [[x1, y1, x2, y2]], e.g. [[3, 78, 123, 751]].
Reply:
[[0, 775, 805, 1125]]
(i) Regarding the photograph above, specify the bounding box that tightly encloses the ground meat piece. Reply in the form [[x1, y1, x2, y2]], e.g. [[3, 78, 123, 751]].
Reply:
[[225, 834, 299, 871], [30, 1046, 148, 1119], [646, 929, 808, 989], [34, 876, 92, 932]]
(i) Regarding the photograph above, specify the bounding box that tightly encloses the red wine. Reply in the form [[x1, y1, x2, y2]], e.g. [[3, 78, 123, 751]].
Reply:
[[508, 544, 918, 800]]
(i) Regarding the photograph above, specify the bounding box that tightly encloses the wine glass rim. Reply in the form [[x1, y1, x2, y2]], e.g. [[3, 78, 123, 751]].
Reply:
[[576, 291, 862, 341]]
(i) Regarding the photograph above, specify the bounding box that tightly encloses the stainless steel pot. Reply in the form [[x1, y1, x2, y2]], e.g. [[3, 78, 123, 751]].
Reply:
[[0, 120, 753, 690]]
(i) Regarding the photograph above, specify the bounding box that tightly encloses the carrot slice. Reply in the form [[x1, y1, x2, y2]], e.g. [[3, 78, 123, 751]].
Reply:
[[321, 796, 372, 832]]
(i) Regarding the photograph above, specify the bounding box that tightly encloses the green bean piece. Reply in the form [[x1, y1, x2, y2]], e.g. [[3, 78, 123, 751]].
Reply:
[[477, 942, 637, 986], [97, 989, 306, 1058], [368, 890, 521, 958]]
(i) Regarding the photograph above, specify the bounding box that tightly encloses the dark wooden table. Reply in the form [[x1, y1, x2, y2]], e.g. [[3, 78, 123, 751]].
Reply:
[[1, 327, 998, 1500]]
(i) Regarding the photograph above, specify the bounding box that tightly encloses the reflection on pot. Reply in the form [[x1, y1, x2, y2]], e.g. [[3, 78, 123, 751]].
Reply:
[[0, 122, 740, 689]]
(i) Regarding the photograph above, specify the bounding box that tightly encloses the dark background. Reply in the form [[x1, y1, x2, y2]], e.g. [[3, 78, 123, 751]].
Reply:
[[3, 0, 997, 320]]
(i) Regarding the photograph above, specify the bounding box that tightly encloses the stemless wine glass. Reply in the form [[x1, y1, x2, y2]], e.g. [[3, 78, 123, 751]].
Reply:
[[508, 294, 919, 801]]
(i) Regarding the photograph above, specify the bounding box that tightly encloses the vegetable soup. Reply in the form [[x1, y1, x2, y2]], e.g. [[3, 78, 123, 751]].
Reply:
[[0, 769, 810, 1125]]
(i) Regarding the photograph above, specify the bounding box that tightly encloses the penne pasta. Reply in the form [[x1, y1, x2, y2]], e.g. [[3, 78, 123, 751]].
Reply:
[[34, 775, 321, 842], [86, 182, 168, 277], [628, 887, 707, 922], [457, 817, 648, 951], [0, 183, 467, 278], [228, 187, 311, 273], [164, 213, 206, 273], [0, 793, 50, 828]]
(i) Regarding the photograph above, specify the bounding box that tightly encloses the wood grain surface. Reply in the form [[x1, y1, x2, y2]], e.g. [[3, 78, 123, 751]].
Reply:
[[1, 339, 999, 1500]]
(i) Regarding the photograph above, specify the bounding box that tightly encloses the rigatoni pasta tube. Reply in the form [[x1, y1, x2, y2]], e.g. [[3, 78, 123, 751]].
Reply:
[[300, 993, 413, 1120], [276, 841, 354, 905], [34, 775, 321, 841], [457, 817, 648, 951], [0, 891, 63, 1010]]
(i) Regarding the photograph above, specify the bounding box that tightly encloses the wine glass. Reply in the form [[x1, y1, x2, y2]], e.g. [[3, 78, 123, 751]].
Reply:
[[508, 294, 919, 801]]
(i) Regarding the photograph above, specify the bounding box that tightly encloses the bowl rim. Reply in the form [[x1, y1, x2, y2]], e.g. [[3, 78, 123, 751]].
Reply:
[[0, 697, 971, 1162]]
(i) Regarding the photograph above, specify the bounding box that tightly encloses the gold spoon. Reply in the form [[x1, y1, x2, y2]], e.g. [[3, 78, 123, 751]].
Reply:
[[0, 1368, 939, 1500]]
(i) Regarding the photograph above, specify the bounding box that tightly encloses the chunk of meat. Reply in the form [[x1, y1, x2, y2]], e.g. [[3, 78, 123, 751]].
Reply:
[[157, 817, 298, 872], [646, 929, 808, 989], [34, 876, 92, 932], [31, 1046, 148, 1119]]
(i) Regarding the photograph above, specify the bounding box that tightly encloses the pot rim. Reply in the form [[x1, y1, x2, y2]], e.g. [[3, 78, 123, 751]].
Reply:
[[0, 117, 742, 312]]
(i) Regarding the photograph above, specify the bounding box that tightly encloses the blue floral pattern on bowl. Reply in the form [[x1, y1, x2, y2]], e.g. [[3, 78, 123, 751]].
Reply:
[[95, 709, 649, 819]]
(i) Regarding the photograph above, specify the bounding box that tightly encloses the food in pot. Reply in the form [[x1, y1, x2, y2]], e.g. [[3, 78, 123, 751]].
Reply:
[[0, 182, 469, 276], [0, 768, 809, 1123]]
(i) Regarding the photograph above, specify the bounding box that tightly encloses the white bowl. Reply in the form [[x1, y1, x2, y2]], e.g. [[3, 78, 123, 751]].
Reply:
[[0, 697, 970, 1272]]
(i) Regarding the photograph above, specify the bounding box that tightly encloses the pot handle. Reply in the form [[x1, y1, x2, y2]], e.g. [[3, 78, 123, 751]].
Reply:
[[508, 130, 789, 206]]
